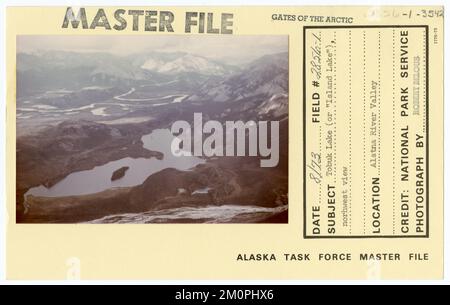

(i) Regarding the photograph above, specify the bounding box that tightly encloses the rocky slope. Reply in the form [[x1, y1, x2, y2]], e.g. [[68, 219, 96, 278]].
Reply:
[[188, 52, 288, 103], [16, 120, 162, 217]]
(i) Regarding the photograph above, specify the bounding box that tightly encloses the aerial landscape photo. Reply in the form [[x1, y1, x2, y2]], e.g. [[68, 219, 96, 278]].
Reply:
[[16, 35, 288, 223]]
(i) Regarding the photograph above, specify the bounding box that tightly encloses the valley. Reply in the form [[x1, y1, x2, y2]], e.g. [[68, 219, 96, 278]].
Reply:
[[16, 47, 288, 224]]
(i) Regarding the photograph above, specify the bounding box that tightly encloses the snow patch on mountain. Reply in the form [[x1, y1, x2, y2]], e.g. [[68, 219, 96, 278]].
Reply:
[[258, 93, 288, 117], [140, 54, 228, 75]]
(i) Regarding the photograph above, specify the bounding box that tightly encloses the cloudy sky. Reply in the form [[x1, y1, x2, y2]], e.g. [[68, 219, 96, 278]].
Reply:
[[17, 35, 287, 64]]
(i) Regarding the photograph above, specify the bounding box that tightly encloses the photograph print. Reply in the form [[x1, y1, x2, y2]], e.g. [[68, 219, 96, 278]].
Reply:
[[16, 35, 288, 223]]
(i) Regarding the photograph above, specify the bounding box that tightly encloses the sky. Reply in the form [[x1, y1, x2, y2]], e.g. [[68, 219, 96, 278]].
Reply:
[[17, 35, 287, 64]]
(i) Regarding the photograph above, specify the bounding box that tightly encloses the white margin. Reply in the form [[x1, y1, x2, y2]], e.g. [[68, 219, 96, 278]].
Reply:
[[0, 0, 448, 285]]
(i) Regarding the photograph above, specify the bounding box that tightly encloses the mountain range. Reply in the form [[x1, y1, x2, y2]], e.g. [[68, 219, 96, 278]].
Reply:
[[17, 50, 288, 104]]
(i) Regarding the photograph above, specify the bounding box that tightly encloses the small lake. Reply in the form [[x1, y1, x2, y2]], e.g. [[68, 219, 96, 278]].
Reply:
[[25, 129, 204, 198]]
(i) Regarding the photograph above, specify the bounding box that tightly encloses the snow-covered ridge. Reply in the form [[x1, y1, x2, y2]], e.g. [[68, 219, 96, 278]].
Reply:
[[141, 54, 229, 75]]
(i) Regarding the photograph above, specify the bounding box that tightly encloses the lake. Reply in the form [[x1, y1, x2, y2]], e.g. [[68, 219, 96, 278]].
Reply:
[[25, 129, 204, 198]]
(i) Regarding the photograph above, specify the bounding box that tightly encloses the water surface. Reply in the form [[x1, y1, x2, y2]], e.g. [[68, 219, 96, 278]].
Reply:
[[25, 129, 203, 198]]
